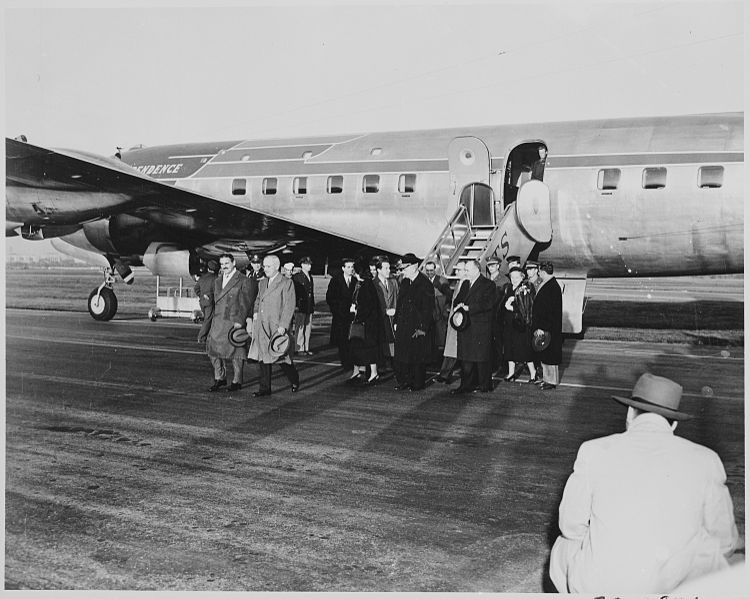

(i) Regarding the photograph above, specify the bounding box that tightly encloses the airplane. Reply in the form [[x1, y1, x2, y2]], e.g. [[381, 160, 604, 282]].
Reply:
[[5, 112, 743, 332]]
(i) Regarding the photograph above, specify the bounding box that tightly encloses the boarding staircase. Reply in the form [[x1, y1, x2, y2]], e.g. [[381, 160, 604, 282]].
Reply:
[[423, 179, 588, 333], [424, 179, 552, 281]]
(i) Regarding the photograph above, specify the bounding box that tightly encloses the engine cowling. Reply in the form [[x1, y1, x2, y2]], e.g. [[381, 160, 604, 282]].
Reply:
[[142, 242, 201, 277]]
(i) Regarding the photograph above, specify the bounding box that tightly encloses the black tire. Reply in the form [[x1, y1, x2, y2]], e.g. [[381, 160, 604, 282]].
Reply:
[[88, 287, 118, 321]]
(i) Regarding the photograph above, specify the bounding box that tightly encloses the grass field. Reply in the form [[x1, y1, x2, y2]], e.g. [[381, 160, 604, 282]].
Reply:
[[4, 267, 744, 345]]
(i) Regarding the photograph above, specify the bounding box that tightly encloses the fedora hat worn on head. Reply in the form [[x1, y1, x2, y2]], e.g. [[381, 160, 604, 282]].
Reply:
[[449, 305, 471, 332], [268, 330, 291, 359], [401, 253, 421, 266], [228, 327, 251, 348], [612, 373, 692, 421]]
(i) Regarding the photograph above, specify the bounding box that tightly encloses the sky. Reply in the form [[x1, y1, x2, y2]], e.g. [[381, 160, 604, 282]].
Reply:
[[2, 0, 745, 256]]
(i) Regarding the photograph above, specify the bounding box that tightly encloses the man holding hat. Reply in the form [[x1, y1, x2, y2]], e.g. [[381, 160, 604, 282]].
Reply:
[[451, 259, 496, 393], [549, 373, 739, 594], [205, 254, 256, 392], [528, 260, 562, 390], [248, 255, 300, 396], [393, 253, 434, 391]]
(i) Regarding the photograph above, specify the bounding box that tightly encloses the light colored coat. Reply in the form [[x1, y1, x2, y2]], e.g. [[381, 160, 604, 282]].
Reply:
[[248, 273, 296, 364], [550, 413, 738, 594], [206, 271, 252, 359]]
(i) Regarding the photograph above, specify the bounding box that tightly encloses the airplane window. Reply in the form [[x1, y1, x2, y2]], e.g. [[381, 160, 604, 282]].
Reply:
[[262, 177, 277, 195], [363, 174, 380, 193], [642, 167, 667, 189], [597, 168, 620, 190], [232, 178, 247, 196], [293, 176, 307, 195], [398, 173, 416, 193], [327, 175, 343, 194], [698, 165, 724, 188], [301, 151, 313, 160], [370, 147, 383, 156]]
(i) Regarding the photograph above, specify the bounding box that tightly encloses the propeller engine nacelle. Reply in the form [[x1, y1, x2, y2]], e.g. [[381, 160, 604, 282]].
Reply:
[[142, 242, 201, 277]]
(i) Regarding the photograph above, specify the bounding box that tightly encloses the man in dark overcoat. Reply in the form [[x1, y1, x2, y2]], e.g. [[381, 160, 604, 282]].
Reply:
[[531, 261, 563, 390], [424, 260, 452, 360], [452, 259, 497, 393], [194, 260, 218, 343], [206, 253, 256, 392], [393, 253, 434, 391], [325, 258, 357, 371], [292, 256, 315, 355], [487, 256, 509, 375]]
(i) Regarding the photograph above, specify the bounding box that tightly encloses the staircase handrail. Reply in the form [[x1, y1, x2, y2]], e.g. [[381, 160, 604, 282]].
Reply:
[[423, 204, 472, 274]]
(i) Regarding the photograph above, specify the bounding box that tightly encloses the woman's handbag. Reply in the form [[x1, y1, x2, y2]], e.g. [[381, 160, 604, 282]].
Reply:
[[348, 321, 366, 340]]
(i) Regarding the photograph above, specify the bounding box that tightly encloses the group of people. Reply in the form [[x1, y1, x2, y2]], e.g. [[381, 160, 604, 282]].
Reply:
[[194, 250, 564, 397], [324, 252, 564, 395], [192, 251, 741, 594], [194, 253, 304, 397]]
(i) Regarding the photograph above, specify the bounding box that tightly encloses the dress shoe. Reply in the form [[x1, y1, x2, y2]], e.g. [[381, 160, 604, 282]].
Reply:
[[394, 382, 411, 390], [474, 386, 493, 393], [291, 384, 299, 393], [227, 382, 241, 392], [540, 382, 557, 390], [209, 379, 227, 392], [409, 385, 425, 392], [252, 390, 271, 397], [450, 387, 470, 395]]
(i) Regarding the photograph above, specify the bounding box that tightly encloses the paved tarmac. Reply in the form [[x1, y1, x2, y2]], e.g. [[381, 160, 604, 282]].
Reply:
[[4, 309, 745, 591]]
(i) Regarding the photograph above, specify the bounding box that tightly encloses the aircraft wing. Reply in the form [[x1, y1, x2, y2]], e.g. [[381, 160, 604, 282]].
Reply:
[[6, 137, 351, 250]]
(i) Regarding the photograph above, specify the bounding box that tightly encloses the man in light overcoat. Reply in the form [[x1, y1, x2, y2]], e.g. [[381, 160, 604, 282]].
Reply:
[[248, 255, 299, 397], [550, 373, 739, 594], [206, 254, 255, 392]]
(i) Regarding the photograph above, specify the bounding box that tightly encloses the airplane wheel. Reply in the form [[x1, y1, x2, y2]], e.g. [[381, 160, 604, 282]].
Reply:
[[88, 287, 118, 321]]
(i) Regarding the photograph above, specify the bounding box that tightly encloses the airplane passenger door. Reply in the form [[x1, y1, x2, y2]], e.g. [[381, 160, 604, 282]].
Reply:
[[448, 137, 492, 226]]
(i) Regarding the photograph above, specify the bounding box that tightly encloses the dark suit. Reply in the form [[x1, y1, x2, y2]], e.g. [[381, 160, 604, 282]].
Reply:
[[326, 273, 357, 369], [194, 271, 217, 343], [394, 273, 434, 389], [489, 272, 509, 372], [292, 270, 315, 352], [427, 274, 452, 356], [532, 275, 563, 385], [456, 274, 496, 391], [374, 275, 399, 360]]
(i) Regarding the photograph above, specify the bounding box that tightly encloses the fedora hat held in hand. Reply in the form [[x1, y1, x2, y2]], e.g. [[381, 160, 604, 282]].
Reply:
[[228, 326, 251, 348], [268, 330, 291, 359]]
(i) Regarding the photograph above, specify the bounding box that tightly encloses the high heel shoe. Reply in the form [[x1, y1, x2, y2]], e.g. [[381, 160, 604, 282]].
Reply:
[[504, 367, 524, 383], [346, 372, 363, 384], [364, 374, 380, 386]]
